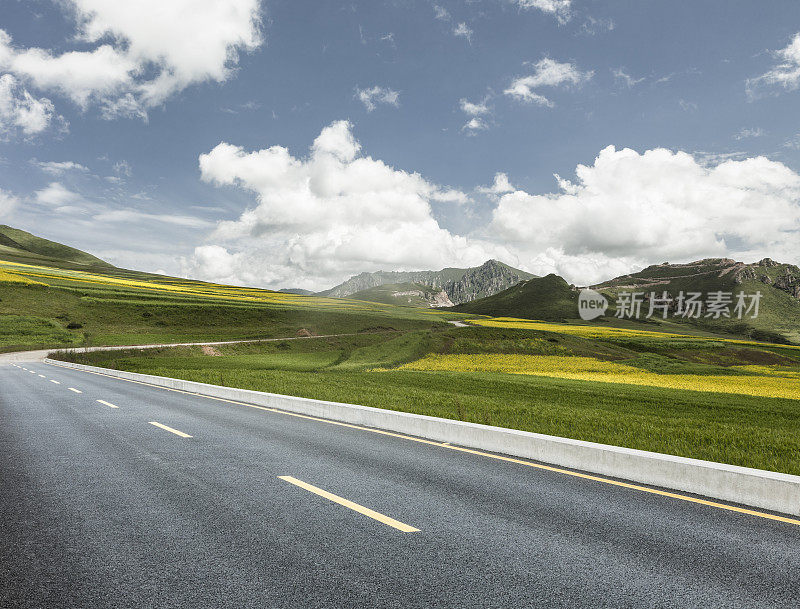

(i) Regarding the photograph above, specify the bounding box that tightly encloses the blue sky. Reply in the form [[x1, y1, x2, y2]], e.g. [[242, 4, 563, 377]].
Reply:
[[2, 0, 800, 289]]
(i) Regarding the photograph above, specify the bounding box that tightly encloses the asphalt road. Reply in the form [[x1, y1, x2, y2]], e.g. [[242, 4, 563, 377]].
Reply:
[[2, 362, 799, 608]]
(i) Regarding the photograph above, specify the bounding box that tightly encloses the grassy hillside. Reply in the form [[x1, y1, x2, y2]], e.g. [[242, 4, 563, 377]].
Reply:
[[0, 225, 113, 269], [0, 256, 460, 352], [55, 320, 800, 475], [453, 274, 578, 320], [594, 259, 800, 344], [348, 282, 451, 307]]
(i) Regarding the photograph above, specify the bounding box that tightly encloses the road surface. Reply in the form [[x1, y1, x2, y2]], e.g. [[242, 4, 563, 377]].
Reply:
[[2, 361, 799, 608]]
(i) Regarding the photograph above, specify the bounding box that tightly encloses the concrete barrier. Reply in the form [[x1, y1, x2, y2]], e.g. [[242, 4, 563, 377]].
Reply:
[[46, 357, 800, 517]]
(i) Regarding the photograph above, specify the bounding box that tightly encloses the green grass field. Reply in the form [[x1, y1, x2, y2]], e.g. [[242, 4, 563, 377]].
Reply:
[[53, 324, 800, 475], [0, 259, 459, 351]]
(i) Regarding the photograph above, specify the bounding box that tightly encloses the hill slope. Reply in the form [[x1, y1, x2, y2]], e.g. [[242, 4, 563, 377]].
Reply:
[[348, 282, 454, 307], [318, 259, 534, 304], [592, 258, 800, 343], [0, 225, 113, 269], [454, 274, 577, 320], [454, 258, 800, 343]]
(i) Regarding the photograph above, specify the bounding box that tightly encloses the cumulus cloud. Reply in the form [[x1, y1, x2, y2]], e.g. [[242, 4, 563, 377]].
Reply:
[[748, 33, 800, 96], [489, 146, 800, 284], [462, 117, 488, 133], [0, 73, 63, 137], [188, 120, 502, 288], [459, 97, 492, 133], [355, 85, 400, 112], [0, 188, 19, 218], [460, 98, 490, 116], [504, 58, 592, 106], [35, 182, 83, 207], [36, 160, 89, 175], [0, 0, 262, 119], [516, 0, 572, 24], [478, 172, 515, 195]]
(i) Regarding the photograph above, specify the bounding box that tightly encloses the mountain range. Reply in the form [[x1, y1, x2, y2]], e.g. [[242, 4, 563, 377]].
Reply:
[[455, 257, 800, 343], [314, 259, 535, 305]]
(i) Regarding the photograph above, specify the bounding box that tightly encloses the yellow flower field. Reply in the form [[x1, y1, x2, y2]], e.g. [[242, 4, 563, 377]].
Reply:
[[469, 316, 800, 350], [0, 258, 453, 318], [395, 353, 800, 400], [0, 269, 47, 287], [470, 317, 698, 339]]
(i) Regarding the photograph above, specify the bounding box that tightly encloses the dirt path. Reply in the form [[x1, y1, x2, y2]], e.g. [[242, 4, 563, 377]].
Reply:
[[0, 332, 370, 364]]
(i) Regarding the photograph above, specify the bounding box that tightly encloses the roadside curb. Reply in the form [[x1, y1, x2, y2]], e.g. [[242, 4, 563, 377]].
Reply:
[[45, 358, 800, 517]]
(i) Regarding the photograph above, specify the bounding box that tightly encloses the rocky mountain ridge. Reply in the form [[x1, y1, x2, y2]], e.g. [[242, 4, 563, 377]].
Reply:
[[317, 260, 534, 305], [594, 257, 800, 301]]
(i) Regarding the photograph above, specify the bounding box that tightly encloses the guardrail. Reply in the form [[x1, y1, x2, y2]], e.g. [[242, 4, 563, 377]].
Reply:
[[46, 357, 800, 517]]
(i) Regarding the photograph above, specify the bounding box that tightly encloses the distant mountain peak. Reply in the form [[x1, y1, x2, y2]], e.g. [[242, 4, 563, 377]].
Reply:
[[317, 260, 535, 304]]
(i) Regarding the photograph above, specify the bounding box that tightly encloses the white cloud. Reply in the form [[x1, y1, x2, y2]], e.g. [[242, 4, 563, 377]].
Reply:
[[734, 127, 766, 140], [478, 173, 515, 195], [580, 16, 614, 35], [747, 33, 800, 96], [460, 98, 490, 116], [453, 23, 473, 43], [4, 43, 138, 110], [0, 0, 262, 118], [190, 120, 501, 288], [113, 160, 132, 177], [36, 160, 89, 175], [516, 0, 572, 24], [0, 188, 19, 218], [355, 85, 399, 112], [93, 209, 211, 228], [0, 73, 63, 137], [504, 58, 592, 105], [489, 146, 800, 284], [462, 117, 489, 133], [612, 68, 643, 88], [35, 182, 82, 206], [433, 5, 450, 21], [459, 97, 491, 133]]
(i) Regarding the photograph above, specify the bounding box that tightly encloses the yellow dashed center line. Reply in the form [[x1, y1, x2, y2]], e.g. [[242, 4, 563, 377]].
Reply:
[[279, 476, 419, 532]]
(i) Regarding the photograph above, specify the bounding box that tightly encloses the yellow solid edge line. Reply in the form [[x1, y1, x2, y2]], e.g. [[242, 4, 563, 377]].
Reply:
[[279, 476, 419, 533], [149, 421, 192, 438], [96, 399, 119, 409], [46, 360, 800, 527]]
